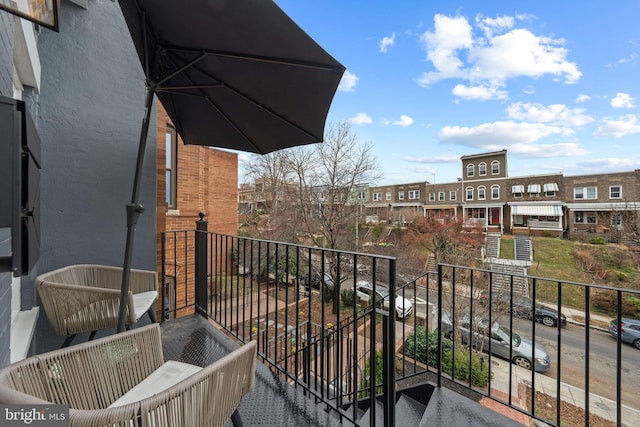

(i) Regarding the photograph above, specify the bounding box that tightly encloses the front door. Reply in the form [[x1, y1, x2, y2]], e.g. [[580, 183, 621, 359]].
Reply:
[[490, 208, 500, 225]]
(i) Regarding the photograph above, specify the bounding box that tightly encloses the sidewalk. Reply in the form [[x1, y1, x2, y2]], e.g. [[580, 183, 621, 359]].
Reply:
[[489, 357, 640, 426]]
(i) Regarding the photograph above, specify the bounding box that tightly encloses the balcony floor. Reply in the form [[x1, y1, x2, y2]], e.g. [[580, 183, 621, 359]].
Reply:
[[160, 314, 344, 426]]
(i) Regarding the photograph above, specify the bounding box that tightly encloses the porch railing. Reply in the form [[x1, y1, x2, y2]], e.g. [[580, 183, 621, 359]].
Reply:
[[161, 219, 639, 427]]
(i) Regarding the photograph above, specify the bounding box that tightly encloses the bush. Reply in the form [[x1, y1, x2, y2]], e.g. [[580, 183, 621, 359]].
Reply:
[[591, 290, 640, 317], [441, 349, 491, 388], [589, 235, 607, 245], [404, 327, 491, 387], [371, 223, 385, 239], [404, 327, 453, 368], [341, 289, 355, 308]]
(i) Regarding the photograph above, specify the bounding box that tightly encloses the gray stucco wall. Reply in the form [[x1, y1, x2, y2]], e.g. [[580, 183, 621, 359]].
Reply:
[[0, 12, 14, 368], [32, 0, 157, 351]]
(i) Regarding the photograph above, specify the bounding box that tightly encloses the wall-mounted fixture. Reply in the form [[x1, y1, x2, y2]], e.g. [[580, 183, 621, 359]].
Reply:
[[0, 96, 41, 275]]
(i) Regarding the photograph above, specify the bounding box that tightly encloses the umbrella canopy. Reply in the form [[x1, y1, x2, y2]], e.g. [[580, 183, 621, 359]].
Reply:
[[119, 0, 345, 153], [115, 0, 345, 331]]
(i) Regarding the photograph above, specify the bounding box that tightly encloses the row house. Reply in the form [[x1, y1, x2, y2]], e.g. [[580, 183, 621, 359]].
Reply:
[[361, 149, 640, 239], [563, 171, 640, 238], [366, 182, 427, 226]]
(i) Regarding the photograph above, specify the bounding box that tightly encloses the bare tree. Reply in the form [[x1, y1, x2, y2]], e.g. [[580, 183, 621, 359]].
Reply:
[[242, 150, 298, 240], [287, 121, 381, 313]]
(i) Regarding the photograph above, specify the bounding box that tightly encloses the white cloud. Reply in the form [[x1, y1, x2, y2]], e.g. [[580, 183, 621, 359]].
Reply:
[[338, 70, 359, 92], [506, 102, 594, 126], [392, 115, 414, 127], [379, 32, 396, 53], [594, 114, 640, 137], [417, 14, 581, 91], [404, 155, 460, 163], [606, 53, 637, 67], [452, 84, 508, 100], [574, 157, 639, 170], [349, 112, 373, 125], [611, 92, 635, 109], [476, 14, 514, 38], [575, 94, 590, 104], [507, 142, 588, 158], [417, 14, 473, 85], [438, 120, 574, 147]]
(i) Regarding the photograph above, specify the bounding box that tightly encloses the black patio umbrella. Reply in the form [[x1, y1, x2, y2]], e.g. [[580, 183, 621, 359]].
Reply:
[[116, 0, 345, 331]]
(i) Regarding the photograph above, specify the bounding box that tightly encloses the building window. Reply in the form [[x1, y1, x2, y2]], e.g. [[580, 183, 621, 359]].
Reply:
[[438, 192, 445, 201], [478, 186, 486, 200], [449, 191, 457, 201], [465, 186, 474, 201], [429, 192, 435, 201], [610, 185, 622, 199], [543, 183, 558, 197], [479, 162, 487, 176], [398, 191, 405, 200], [528, 184, 541, 197], [357, 191, 366, 200], [409, 190, 420, 200], [512, 185, 524, 198], [386, 191, 392, 201], [491, 185, 500, 200], [575, 211, 597, 224], [491, 160, 500, 175], [466, 164, 474, 177], [165, 126, 177, 208], [373, 192, 382, 201], [574, 186, 597, 200]]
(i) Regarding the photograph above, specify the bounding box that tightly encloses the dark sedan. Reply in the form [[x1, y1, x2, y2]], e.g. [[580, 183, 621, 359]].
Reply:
[[479, 291, 567, 327]]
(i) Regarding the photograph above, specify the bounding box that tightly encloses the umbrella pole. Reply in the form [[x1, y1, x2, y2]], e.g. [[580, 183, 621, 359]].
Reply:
[[117, 86, 155, 333]]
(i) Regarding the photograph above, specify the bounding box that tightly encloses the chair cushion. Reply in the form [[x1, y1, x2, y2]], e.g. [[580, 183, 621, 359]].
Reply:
[[132, 291, 158, 320], [109, 360, 202, 407]]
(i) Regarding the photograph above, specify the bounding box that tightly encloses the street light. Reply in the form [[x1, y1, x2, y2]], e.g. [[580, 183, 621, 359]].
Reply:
[[0, 0, 59, 31]]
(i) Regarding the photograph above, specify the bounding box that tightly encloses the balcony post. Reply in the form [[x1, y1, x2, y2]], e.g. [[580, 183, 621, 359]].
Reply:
[[195, 212, 208, 316], [383, 258, 396, 427]]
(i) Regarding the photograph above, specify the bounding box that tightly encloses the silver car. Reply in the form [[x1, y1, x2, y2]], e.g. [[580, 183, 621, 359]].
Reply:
[[436, 309, 551, 373], [608, 318, 640, 349]]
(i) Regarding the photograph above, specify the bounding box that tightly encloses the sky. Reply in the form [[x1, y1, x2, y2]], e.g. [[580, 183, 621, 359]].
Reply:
[[240, 1, 640, 186]]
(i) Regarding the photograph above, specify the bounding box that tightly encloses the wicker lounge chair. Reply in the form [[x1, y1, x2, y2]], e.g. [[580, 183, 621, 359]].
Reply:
[[0, 324, 257, 427], [36, 264, 159, 347]]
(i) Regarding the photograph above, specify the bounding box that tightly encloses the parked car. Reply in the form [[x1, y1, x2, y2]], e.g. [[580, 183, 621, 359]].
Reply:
[[479, 290, 566, 327], [436, 308, 551, 373], [608, 318, 640, 350], [355, 281, 413, 319]]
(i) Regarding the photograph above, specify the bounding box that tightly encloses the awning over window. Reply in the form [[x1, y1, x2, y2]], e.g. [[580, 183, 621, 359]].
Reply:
[[527, 184, 541, 193], [511, 204, 563, 216], [512, 185, 525, 193], [543, 183, 559, 192]]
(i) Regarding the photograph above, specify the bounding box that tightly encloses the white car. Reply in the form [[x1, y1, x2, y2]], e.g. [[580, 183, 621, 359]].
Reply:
[[355, 281, 413, 319]]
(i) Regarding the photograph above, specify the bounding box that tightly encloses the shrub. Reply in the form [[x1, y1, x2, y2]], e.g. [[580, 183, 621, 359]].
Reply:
[[341, 289, 355, 308], [591, 290, 639, 317], [404, 327, 453, 368], [371, 223, 385, 239], [441, 349, 491, 388], [589, 235, 607, 245]]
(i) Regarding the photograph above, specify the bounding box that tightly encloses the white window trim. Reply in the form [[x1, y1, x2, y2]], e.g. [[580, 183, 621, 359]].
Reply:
[[398, 191, 405, 200], [478, 162, 487, 176], [491, 185, 500, 200], [477, 186, 486, 201], [449, 191, 457, 201], [609, 185, 622, 199], [491, 161, 500, 175], [574, 186, 597, 200], [465, 186, 474, 201], [385, 192, 392, 201], [466, 164, 475, 177]]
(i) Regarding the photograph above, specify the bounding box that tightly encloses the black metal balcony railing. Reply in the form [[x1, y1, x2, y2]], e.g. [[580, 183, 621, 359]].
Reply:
[[161, 221, 639, 427]]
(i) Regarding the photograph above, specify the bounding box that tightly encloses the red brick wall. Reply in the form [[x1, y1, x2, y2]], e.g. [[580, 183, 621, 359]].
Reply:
[[155, 103, 238, 317]]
